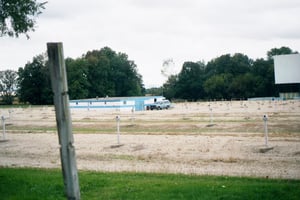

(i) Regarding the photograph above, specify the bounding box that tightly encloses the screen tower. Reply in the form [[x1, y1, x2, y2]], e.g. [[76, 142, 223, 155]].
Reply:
[[273, 54, 300, 99]]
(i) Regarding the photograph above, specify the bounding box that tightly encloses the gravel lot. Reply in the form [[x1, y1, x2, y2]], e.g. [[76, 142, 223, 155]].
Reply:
[[0, 100, 299, 179]]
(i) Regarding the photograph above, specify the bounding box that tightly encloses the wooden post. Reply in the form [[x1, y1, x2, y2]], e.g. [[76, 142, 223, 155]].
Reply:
[[47, 42, 80, 200]]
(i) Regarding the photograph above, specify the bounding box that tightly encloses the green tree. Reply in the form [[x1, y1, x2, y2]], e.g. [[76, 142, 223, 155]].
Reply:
[[86, 51, 115, 97], [162, 47, 297, 101], [16, 47, 144, 105], [205, 53, 251, 77], [66, 58, 89, 100], [228, 73, 258, 99], [84, 47, 144, 98], [0, 69, 17, 104], [176, 61, 205, 100], [251, 58, 277, 97], [267, 46, 297, 60], [203, 73, 233, 100], [162, 74, 178, 100], [112, 52, 144, 96], [0, 0, 46, 38], [17, 54, 52, 104]]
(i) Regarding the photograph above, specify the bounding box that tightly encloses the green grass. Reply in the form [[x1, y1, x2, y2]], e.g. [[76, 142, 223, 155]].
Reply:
[[0, 104, 47, 109], [0, 168, 299, 200]]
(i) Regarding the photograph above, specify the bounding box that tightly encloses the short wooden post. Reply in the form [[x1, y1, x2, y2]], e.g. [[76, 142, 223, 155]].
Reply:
[[47, 42, 80, 200]]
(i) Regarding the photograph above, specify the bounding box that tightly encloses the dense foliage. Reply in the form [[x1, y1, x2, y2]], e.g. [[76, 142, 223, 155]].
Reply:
[[160, 47, 298, 101], [0, 0, 46, 38], [17, 54, 52, 105], [0, 69, 17, 104], [0, 46, 298, 105], [16, 47, 145, 105], [79, 47, 144, 98]]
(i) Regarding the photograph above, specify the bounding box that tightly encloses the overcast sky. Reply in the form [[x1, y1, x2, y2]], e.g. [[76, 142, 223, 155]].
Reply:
[[1, 0, 300, 88]]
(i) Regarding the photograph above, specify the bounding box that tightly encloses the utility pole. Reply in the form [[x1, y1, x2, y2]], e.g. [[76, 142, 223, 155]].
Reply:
[[47, 42, 80, 200]]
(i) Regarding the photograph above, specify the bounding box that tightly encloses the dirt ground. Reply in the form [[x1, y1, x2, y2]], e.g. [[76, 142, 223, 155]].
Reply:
[[0, 100, 299, 179]]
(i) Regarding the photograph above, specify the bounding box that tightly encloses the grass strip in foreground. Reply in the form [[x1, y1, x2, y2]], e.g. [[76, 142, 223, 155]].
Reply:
[[0, 167, 299, 200]]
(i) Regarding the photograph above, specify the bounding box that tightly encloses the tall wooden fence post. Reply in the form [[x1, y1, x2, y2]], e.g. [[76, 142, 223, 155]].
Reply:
[[47, 42, 80, 200]]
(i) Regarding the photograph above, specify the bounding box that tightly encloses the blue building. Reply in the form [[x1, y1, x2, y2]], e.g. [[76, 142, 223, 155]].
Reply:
[[69, 96, 166, 111]]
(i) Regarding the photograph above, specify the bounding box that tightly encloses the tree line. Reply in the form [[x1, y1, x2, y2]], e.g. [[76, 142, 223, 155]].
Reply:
[[0, 46, 297, 105], [0, 47, 145, 105], [151, 46, 298, 101]]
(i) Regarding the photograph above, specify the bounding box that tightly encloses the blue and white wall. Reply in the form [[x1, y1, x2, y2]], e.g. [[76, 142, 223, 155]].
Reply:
[[69, 96, 165, 111]]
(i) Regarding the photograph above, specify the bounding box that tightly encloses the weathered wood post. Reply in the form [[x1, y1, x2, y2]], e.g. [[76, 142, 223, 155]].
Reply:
[[47, 42, 80, 200]]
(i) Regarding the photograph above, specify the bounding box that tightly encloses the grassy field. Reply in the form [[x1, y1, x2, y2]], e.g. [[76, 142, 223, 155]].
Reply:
[[0, 167, 299, 200]]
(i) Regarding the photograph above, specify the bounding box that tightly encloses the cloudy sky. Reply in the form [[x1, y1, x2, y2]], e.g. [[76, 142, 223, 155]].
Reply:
[[1, 0, 300, 88]]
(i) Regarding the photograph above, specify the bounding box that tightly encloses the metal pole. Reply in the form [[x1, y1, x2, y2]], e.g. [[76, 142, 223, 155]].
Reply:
[[209, 108, 213, 124], [1, 116, 6, 140], [116, 115, 120, 144], [131, 107, 135, 125], [263, 115, 268, 147], [47, 42, 80, 200]]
